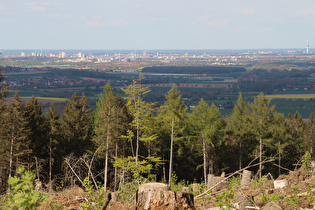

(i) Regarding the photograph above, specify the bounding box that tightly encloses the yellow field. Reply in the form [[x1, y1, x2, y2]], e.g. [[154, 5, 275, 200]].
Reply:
[[22, 97, 68, 102], [265, 94, 315, 99]]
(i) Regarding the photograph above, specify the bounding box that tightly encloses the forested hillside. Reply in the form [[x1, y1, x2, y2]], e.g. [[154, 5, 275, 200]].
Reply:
[[0, 72, 314, 197]]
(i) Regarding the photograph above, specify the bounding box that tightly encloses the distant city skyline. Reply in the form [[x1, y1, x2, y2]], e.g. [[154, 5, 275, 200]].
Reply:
[[1, 0, 315, 50]]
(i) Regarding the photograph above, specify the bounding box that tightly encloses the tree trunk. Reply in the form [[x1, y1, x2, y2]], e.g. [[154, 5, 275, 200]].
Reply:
[[104, 132, 109, 192], [114, 143, 118, 191], [136, 96, 140, 165], [202, 133, 207, 185], [163, 155, 166, 182], [239, 139, 242, 170], [259, 137, 262, 179], [278, 141, 281, 176], [49, 145, 52, 193], [8, 134, 14, 193], [168, 118, 174, 187]]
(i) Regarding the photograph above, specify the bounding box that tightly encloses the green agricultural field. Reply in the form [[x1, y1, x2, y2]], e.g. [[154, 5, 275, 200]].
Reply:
[[265, 94, 315, 99]]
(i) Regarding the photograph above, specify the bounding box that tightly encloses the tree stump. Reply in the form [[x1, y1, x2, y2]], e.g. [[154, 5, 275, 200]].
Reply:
[[135, 182, 195, 210], [240, 170, 252, 188], [207, 174, 227, 191]]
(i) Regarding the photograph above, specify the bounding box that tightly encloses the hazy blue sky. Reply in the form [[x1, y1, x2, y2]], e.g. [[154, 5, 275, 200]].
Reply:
[[1, 0, 314, 50]]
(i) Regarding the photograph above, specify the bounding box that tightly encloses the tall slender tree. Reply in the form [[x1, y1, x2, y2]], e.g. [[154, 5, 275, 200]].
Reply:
[[227, 92, 250, 169], [46, 104, 60, 192], [122, 74, 155, 165], [94, 83, 130, 191], [248, 92, 275, 178], [191, 99, 223, 183], [164, 84, 186, 186], [4, 92, 31, 192]]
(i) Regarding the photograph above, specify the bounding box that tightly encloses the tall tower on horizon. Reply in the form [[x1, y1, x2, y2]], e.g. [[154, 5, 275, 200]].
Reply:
[[307, 40, 309, 54]]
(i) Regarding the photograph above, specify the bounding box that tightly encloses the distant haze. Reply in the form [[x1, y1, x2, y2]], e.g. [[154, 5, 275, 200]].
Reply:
[[0, 0, 314, 50]]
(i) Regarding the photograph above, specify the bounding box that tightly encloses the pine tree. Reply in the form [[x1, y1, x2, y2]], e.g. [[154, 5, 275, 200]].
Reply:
[[59, 92, 93, 157]]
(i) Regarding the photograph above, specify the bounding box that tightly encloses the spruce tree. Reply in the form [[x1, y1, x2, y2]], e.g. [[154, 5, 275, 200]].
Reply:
[[94, 83, 129, 191], [164, 84, 186, 186], [3, 92, 31, 192], [247, 92, 275, 178], [227, 92, 250, 169], [0, 60, 8, 99], [46, 104, 60, 192], [59, 92, 93, 157], [305, 113, 315, 156], [24, 96, 48, 159]]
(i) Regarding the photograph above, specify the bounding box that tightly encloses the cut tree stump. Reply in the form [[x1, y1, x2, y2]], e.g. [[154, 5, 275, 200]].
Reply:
[[207, 174, 227, 191], [135, 182, 195, 210], [240, 170, 252, 188]]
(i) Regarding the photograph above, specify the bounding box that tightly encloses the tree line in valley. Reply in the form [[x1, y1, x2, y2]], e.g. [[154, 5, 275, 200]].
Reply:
[[0, 72, 314, 195]]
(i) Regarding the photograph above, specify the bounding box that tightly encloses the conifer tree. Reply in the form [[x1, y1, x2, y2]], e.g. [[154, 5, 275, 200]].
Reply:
[[284, 111, 305, 169], [305, 113, 315, 156], [248, 92, 276, 178], [272, 112, 288, 175], [24, 96, 48, 159], [3, 92, 31, 192], [192, 99, 222, 183], [164, 84, 186, 186], [227, 92, 250, 169], [46, 104, 60, 192], [94, 83, 129, 191], [59, 92, 93, 157], [0, 60, 8, 99], [121, 74, 156, 165], [0, 99, 10, 192]]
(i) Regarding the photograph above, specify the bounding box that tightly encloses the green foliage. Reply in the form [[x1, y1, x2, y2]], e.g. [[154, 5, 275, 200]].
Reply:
[[169, 172, 188, 192], [292, 185, 299, 191], [49, 202, 65, 210], [81, 177, 106, 210], [285, 194, 301, 207], [250, 175, 272, 190], [5, 165, 48, 210], [118, 173, 149, 204], [113, 156, 163, 175], [214, 177, 238, 209], [302, 151, 312, 170], [306, 183, 314, 205], [259, 192, 285, 203]]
